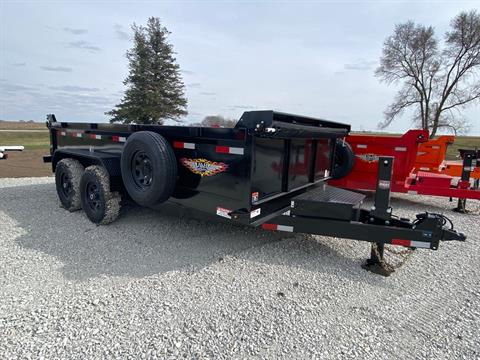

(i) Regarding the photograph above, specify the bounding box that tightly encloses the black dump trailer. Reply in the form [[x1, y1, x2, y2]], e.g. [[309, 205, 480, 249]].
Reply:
[[44, 111, 466, 275]]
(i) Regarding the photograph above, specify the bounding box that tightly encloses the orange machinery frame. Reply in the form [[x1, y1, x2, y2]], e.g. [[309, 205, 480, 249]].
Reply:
[[415, 136, 480, 179], [328, 130, 480, 205]]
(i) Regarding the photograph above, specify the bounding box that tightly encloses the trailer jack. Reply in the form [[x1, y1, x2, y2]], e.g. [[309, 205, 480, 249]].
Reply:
[[261, 157, 466, 276], [452, 149, 479, 213], [361, 158, 465, 275], [362, 158, 465, 276], [362, 243, 398, 276]]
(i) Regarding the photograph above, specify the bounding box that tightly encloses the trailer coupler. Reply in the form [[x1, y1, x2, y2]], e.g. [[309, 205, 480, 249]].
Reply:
[[262, 210, 465, 275], [259, 157, 466, 276], [361, 213, 465, 276]]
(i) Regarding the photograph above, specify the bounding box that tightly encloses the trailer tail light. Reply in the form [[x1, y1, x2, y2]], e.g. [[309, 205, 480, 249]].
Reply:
[[215, 146, 244, 155], [112, 136, 127, 142], [173, 141, 195, 149], [261, 223, 294, 232], [391, 239, 431, 248]]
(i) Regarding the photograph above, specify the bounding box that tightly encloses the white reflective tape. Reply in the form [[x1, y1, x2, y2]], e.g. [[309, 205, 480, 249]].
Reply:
[[92, 134, 102, 139], [419, 167, 430, 171], [395, 147, 407, 151], [60, 131, 66, 136], [378, 180, 390, 189], [407, 190, 418, 194], [229, 147, 244, 155], [410, 241, 431, 249], [431, 145, 440, 149], [282, 210, 291, 216], [183, 142, 195, 149], [216, 207, 231, 219], [76, 133, 82, 138], [463, 166, 472, 171], [118, 136, 126, 142], [250, 208, 261, 218], [276, 225, 294, 232], [357, 144, 367, 148]]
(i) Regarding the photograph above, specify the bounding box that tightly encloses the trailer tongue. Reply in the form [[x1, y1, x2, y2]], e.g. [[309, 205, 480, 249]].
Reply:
[[44, 111, 465, 276]]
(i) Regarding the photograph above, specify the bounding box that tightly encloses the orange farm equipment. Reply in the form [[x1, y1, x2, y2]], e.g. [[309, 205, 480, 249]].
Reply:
[[415, 136, 480, 180], [329, 130, 480, 211]]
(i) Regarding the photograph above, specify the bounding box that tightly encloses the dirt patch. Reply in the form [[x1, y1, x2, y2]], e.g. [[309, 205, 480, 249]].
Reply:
[[0, 149, 52, 178]]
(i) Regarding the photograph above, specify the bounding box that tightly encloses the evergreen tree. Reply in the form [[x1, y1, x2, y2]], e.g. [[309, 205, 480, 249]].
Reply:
[[107, 17, 188, 124]]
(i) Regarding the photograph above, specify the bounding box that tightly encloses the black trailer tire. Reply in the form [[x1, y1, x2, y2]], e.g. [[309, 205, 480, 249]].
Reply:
[[332, 139, 355, 179], [80, 165, 121, 225], [55, 158, 84, 211], [121, 131, 177, 207]]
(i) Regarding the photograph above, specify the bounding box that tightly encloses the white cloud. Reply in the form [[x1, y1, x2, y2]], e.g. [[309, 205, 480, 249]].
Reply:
[[64, 27, 88, 35], [39, 66, 73, 72]]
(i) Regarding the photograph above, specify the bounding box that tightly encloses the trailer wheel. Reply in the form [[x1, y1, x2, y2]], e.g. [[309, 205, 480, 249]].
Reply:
[[121, 131, 177, 207], [55, 158, 84, 211], [80, 165, 121, 225], [332, 139, 355, 179]]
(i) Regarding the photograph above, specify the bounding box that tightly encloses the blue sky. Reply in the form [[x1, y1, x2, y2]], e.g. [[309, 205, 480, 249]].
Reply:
[[1, 0, 479, 135]]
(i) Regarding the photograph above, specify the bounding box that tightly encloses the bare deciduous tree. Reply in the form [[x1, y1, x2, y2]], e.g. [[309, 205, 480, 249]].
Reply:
[[192, 115, 237, 128], [376, 10, 480, 137]]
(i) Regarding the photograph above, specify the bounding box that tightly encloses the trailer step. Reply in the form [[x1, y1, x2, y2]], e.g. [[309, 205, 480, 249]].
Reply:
[[291, 184, 365, 221]]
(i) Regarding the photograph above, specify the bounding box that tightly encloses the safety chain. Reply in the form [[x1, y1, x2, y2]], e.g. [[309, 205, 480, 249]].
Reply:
[[372, 243, 414, 273]]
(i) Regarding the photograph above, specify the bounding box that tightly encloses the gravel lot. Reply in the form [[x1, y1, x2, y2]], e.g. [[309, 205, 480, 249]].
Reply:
[[1, 177, 479, 359]]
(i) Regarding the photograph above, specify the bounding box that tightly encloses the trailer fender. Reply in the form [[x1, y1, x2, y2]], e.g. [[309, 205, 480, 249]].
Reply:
[[52, 149, 121, 178]]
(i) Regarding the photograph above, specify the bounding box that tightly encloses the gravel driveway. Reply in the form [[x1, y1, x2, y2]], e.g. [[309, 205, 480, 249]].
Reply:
[[1, 177, 479, 359]]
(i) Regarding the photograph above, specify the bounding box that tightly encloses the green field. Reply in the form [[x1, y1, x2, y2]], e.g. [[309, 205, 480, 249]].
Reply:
[[0, 128, 477, 159], [0, 131, 50, 150], [444, 136, 480, 160]]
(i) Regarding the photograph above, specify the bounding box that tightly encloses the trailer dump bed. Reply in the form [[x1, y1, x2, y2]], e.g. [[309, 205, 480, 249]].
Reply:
[[415, 136, 480, 180], [46, 111, 349, 224], [328, 130, 480, 210], [44, 111, 466, 276]]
